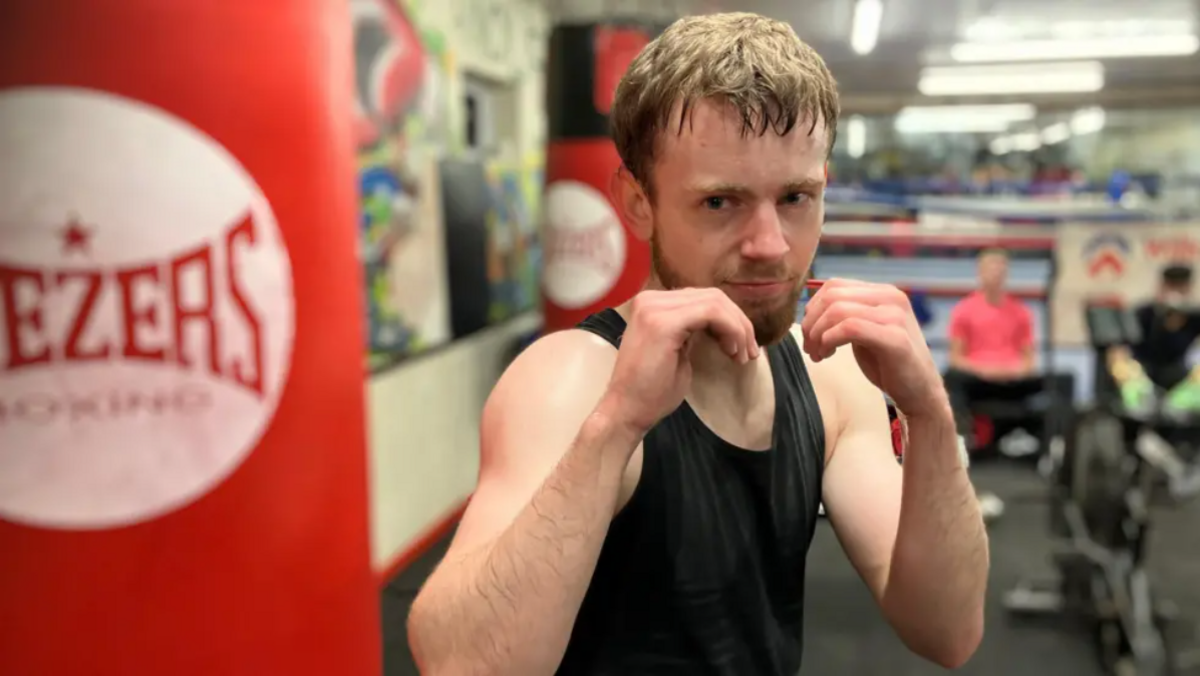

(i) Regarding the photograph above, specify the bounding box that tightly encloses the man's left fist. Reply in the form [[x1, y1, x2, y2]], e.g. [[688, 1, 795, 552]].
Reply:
[[800, 278, 948, 419]]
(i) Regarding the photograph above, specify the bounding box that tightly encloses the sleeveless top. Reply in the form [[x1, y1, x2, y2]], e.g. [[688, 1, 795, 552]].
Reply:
[[557, 309, 826, 676]]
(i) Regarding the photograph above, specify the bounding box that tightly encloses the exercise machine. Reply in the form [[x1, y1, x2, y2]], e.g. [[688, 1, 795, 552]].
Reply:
[[1005, 304, 1199, 676]]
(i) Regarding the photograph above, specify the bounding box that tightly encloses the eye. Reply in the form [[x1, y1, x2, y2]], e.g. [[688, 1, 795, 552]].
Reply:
[[704, 196, 728, 211], [782, 192, 809, 206]]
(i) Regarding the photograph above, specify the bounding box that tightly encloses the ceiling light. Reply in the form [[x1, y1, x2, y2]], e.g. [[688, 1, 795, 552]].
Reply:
[[1040, 122, 1071, 144], [989, 136, 1013, 154], [899, 104, 1036, 119], [1009, 132, 1042, 152], [846, 116, 866, 158], [850, 0, 883, 55], [963, 18, 1193, 43], [1070, 107, 1106, 135], [918, 62, 1104, 96], [950, 34, 1199, 62], [894, 104, 1036, 134]]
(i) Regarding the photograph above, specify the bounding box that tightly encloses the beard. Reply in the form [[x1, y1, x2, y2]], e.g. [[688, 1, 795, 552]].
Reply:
[[651, 232, 801, 346]]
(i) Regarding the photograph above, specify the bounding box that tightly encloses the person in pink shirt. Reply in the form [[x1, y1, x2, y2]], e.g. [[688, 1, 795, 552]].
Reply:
[[944, 249, 1047, 446]]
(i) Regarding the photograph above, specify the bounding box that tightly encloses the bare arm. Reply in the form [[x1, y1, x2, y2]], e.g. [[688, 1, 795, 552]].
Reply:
[[819, 347, 988, 669], [1017, 305, 1036, 376], [947, 337, 976, 374], [946, 304, 978, 375], [409, 289, 758, 675], [406, 332, 639, 675]]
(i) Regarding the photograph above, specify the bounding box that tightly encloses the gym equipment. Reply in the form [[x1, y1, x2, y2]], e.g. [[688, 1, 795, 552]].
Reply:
[[0, 3, 379, 675], [542, 22, 661, 332], [1005, 306, 1199, 676]]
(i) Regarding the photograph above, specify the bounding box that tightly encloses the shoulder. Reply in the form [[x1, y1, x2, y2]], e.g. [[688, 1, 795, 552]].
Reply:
[[485, 328, 618, 419], [1008, 295, 1034, 318], [950, 292, 980, 316]]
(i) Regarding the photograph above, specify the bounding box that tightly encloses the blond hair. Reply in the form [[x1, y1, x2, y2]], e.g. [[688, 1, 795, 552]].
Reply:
[[610, 12, 840, 195]]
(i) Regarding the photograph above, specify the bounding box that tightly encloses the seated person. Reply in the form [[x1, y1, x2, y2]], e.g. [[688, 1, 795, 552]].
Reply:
[[1109, 264, 1200, 414], [944, 249, 1046, 446]]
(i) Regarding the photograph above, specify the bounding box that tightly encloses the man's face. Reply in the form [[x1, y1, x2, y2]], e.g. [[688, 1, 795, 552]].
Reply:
[[978, 253, 1009, 292], [1162, 279, 1193, 307], [640, 100, 828, 346]]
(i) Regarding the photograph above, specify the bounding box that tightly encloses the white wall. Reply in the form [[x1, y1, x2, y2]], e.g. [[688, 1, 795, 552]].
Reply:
[[369, 314, 541, 570], [368, 0, 549, 574]]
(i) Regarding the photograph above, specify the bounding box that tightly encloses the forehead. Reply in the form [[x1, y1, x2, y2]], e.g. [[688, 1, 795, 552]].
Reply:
[[653, 99, 829, 187]]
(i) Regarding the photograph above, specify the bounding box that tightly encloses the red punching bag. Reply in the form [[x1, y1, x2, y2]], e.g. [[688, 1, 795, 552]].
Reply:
[[0, 2, 380, 676], [542, 22, 661, 332]]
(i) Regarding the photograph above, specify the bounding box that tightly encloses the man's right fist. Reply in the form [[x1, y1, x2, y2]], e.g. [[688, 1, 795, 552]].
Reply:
[[602, 288, 760, 434]]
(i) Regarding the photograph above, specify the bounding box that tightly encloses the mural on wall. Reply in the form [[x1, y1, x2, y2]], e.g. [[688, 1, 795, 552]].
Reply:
[[485, 154, 544, 323], [351, 0, 453, 370]]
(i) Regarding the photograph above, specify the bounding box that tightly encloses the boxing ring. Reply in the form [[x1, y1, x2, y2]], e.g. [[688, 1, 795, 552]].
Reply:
[[813, 220, 1065, 392]]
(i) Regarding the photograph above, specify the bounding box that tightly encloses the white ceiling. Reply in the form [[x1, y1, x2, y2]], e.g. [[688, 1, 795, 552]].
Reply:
[[720, 0, 1200, 111]]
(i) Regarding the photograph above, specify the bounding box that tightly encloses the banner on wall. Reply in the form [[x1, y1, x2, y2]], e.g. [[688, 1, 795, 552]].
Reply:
[[352, 0, 454, 370], [1052, 222, 1200, 344]]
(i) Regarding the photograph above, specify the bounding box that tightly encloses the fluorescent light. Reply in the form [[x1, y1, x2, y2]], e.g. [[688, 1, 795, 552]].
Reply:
[[850, 0, 883, 55], [846, 116, 866, 158], [899, 104, 1036, 118], [964, 18, 1193, 44], [894, 104, 1036, 134], [950, 34, 1199, 62], [1040, 122, 1071, 144], [918, 62, 1104, 96], [1009, 132, 1041, 152], [989, 136, 1013, 154], [1070, 107, 1106, 135]]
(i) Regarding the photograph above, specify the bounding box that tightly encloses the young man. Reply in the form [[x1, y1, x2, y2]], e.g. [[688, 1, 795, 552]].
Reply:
[[945, 250, 1045, 442], [1110, 264, 1200, 413], [407, 13, 988, 675]]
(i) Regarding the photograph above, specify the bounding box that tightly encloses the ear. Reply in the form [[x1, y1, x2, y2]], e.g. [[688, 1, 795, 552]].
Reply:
[[610, 166, 653, 242]]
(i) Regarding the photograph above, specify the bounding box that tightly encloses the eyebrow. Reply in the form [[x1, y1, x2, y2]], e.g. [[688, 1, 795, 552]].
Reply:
[[686, 178, 826, 196]]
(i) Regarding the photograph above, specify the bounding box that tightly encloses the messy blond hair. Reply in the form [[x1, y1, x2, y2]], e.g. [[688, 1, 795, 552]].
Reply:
[[611, 12, 840, 196]]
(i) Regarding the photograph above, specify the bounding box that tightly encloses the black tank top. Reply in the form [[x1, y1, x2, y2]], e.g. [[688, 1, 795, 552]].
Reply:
[[558, 309, 826, 676]]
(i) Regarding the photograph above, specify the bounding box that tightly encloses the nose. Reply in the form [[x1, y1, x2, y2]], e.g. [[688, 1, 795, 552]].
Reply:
[[740, 203, 790, 261]]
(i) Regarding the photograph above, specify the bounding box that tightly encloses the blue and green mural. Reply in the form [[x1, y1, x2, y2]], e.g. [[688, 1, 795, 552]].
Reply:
[[351, 0, 452, 369]]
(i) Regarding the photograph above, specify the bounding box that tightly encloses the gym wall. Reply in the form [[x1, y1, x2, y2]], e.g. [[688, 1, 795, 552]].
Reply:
[[365, 0, 549, 576]]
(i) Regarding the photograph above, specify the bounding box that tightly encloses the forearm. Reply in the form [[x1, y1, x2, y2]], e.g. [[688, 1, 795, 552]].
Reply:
[[408, 402, 641, 675], [883, 404, 989, 666]]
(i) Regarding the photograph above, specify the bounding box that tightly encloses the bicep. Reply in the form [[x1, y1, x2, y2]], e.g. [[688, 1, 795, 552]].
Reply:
[[1017, 307, 1035, 348], [446, 332, 617, 559], [822, 354, 903, 601]]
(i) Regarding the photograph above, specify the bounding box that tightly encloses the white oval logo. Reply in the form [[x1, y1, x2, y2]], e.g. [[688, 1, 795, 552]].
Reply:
[[0, 87, 295, 531], [541, 180, 626, 310]]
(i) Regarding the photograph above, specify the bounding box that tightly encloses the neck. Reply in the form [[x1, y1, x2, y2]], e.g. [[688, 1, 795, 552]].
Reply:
[[982, 288, 1004, 303]]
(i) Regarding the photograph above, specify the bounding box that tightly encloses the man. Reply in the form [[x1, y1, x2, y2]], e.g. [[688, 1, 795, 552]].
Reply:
[[407, 13, 988, 675], [945, 249, 1046, 447], [1110, 264, 1200, 413]]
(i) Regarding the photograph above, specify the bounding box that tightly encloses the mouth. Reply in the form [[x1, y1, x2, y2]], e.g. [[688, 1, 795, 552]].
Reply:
[[725, 278, 796, 299]]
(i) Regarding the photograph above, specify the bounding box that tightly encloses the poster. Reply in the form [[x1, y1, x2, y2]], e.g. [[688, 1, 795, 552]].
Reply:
[[1052, 222, 1200, 345], [351, 0, 452, 370], [485, 154, 544, 324], [438, 154, 543, 340]]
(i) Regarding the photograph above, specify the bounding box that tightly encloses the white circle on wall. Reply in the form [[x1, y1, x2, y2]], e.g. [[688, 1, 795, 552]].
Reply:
[[541, 180, 626, 309], [0, 87, 296, 531]]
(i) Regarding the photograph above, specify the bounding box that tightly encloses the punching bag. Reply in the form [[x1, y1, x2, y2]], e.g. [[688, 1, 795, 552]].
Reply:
[[0, 3, 380, 676], [542, 22, 660, 332]]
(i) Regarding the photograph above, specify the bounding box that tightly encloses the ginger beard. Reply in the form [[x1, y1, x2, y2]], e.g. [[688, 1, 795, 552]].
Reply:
[[650, 230, 802, 346]]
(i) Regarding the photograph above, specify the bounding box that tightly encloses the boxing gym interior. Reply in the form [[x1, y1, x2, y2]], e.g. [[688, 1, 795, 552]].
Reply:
[[4, 0, 1200, 675]]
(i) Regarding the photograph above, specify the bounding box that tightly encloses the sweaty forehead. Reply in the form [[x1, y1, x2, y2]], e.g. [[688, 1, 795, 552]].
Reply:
[[654, 99, 828, 187]]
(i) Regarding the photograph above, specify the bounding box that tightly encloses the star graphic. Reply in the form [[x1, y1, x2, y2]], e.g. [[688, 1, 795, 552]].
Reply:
[[60, 215, 93, 256]]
